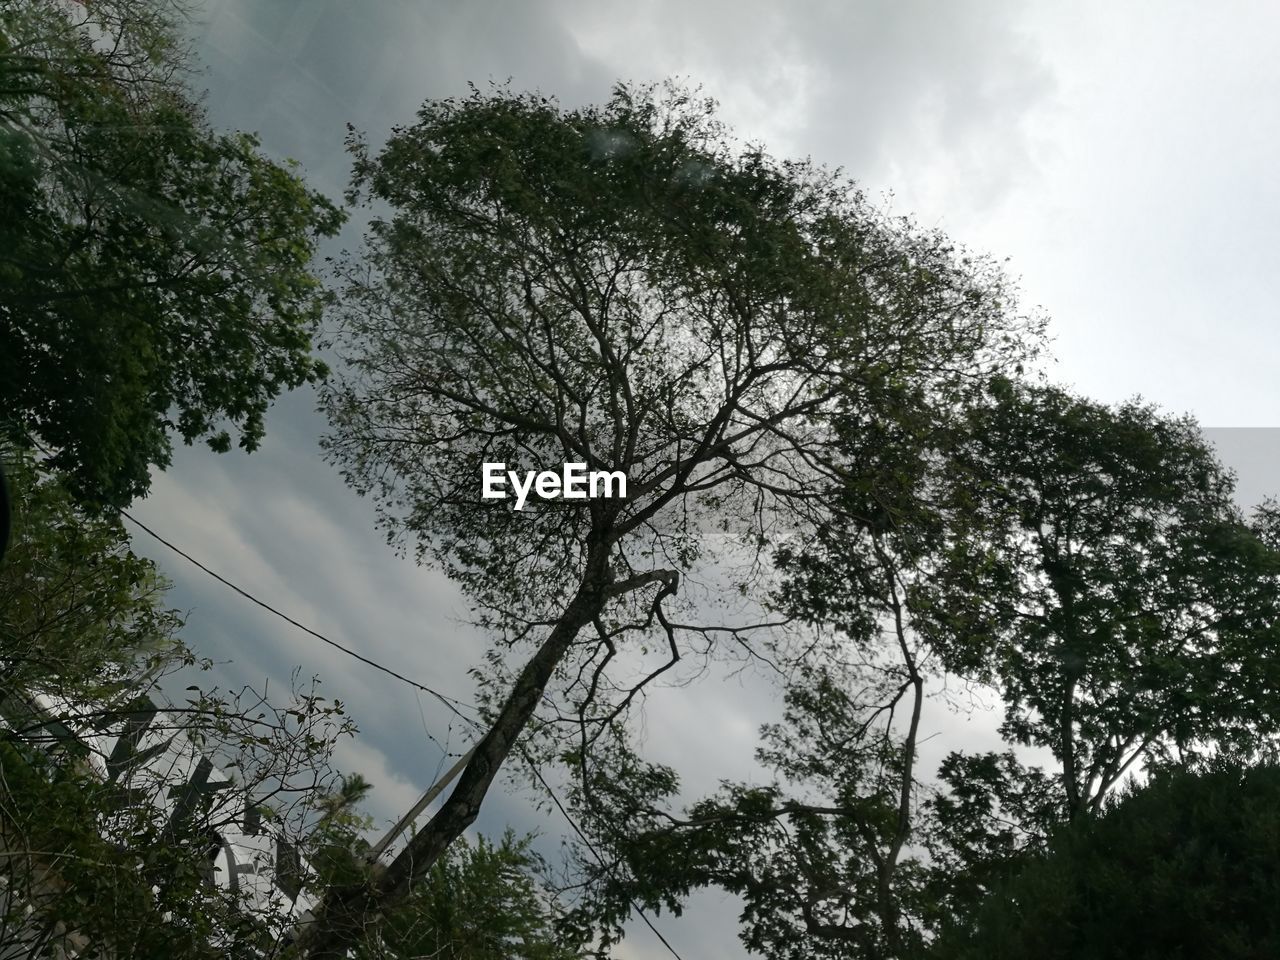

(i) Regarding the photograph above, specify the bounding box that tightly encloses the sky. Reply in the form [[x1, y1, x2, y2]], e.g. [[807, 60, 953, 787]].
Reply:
[[123, 3, 1280, 957]]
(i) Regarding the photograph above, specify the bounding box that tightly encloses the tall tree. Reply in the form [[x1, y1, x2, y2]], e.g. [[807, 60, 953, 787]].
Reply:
[[915, 383, 1280, 934], [919, 382, 1280, 820], [310, 82, 1036, 953], [559, 399, 958, 958], [571, 382, 1280, 958], [0, 0, 342, 507]]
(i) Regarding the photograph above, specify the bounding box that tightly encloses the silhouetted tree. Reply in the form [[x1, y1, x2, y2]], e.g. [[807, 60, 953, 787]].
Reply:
[[930, 763, 1280, 960], [311, 81, 1037, 954], [572, 384, 1280, 958]]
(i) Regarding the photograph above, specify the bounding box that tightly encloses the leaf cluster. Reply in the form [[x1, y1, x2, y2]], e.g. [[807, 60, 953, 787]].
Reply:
[[1, 0, 342, 507]]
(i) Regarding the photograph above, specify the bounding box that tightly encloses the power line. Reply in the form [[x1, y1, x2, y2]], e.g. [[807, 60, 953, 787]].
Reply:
[[523, 751, 687, 960], [122, 509, 687, 959], [119, 509, 477, 723]]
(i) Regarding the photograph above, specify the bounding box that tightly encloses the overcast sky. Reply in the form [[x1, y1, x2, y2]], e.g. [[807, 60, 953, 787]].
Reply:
[[126, 3, 1280, 957]]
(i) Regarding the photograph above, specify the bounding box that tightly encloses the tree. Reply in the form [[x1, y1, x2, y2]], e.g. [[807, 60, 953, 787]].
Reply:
[[359, 833, 588, 960], [0, 0, 342, 507], [0, 451, 186, 702], [377, 833, 585, 960], [299, 775, 591, 959], [930, 763, 1280, 960], [570, 382, 1280, 958], [0, 680, 353, 960], [919, 381, 1280, 818], [559, 400, 959, 958], [562, 671, 937, 960], [311, 81, 1036, 953], [908, 383, 1280, 935], [0, 454, 357, 957]]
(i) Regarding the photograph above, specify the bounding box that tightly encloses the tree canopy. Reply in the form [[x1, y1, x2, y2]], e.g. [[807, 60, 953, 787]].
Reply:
[[922, 382, 1280, 813], [0, 0, 342, 507], [565, 381, 1280, 958], [931, 763, 1280, 960], [311, 80, 1039, 954], [10, 6, 1276, 952]]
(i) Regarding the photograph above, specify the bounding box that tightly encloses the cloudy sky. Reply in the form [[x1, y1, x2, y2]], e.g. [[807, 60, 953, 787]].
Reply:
[[126, 3, 1280, 957]]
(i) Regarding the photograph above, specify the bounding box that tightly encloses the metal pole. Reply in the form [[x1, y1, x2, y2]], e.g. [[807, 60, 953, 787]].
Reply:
[[366, 745, 476, 862]]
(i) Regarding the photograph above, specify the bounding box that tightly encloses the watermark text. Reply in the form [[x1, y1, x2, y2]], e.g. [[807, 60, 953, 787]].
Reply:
[[482, 462, 627, 510]]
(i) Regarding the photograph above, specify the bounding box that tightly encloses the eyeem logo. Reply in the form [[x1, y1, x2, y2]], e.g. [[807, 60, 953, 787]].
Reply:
[[482, 462, 627, 511]]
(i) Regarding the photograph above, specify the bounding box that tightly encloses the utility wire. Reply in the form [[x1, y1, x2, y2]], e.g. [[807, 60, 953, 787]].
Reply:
[[121, 509, 687, 960], [523, 751, 687, 960], [119, 509, 477, 722]]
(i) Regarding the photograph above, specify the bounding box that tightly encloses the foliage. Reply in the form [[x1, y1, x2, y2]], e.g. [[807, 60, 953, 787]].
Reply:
[[303, 772, 377, 892], [0, 673, 357, 959], [0, 455, 356, 956], [0, 736, 238, 959], [312, 79, 1036, 954], [577, 382, 1280, 958], [325, 80, 1032, 631], [930, 763, 1280, 960], [0, 451, 186, 698], [920, 381, 1280, 814], [566, 374, 966, 957], [0, 0, 342, 507], [366, 832, 588, 960], [569, 675, 936, 960], [298, 776, 589, 960], [920, 750, 1058, 935]]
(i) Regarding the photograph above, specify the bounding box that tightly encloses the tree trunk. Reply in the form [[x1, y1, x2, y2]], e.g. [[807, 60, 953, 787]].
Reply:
[[297, 542, 614, 958]]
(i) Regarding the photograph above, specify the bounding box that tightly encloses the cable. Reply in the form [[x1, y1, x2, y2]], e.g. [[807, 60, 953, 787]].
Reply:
[[522, 752, 687, 960], [119, 509, 477, 722], [123, 509, 686, 959]]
